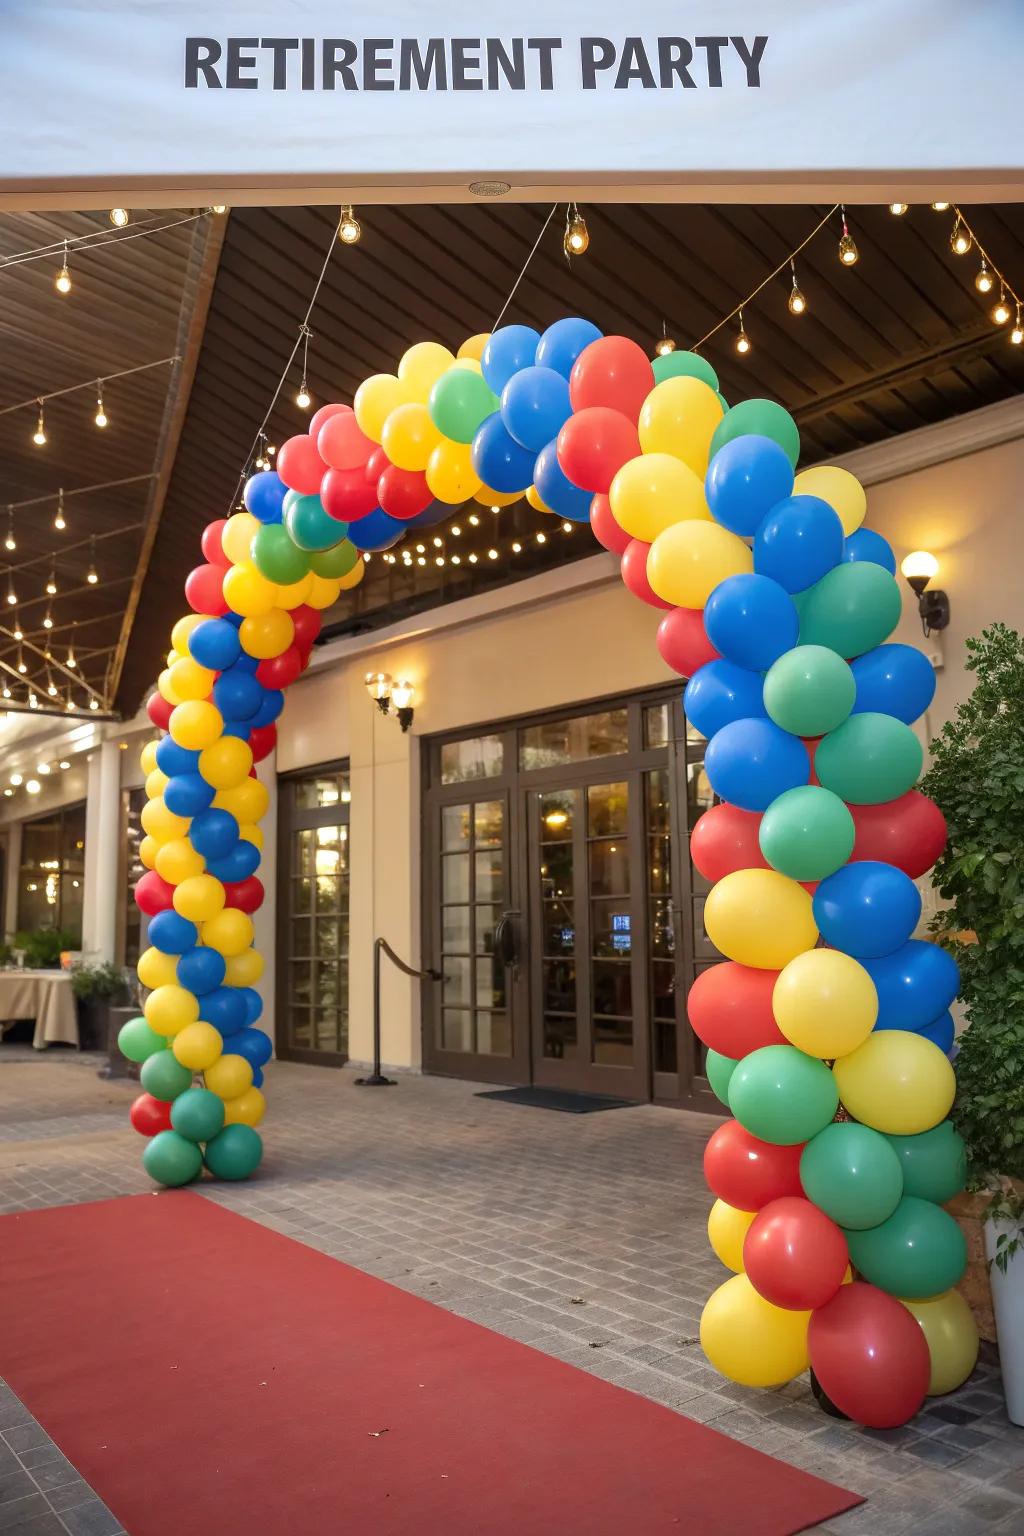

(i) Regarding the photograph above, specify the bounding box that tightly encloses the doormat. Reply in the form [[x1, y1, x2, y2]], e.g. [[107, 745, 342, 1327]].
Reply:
[[475, 1086, 635, 1113]]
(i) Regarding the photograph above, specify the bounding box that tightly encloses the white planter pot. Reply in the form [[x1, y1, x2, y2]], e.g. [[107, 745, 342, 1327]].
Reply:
[[985, 1215, 1024, 1426]]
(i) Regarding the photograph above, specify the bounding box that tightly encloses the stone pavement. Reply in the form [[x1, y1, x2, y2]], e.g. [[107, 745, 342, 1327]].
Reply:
[[1, 1045, 1022, 1535]]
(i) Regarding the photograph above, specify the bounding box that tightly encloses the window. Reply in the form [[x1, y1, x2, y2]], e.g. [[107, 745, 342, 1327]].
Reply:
[[277, 766, 350, 1062], [519, 708, 629, 770], [17, 802, 86, 938]]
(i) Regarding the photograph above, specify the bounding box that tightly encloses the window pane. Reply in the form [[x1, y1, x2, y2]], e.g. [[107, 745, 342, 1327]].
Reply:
[[474, 848, 503, 902], [474, 904, 500, 956], [291, 962, 312, 1004], [593, 959, 632, 1017], [644, 703, 670, 749], [477, 1011, 510, 1056], [441, 1008, 472, 1052], [289, 1010, 313, 1049], [296, 828, 317, 876], [315, 918, 341, 957], [542, 903, 576, 955], [315, 875, 340, 911], [594, 1014, 634, 1067], [476, 955, 506, 1009], [543, 958, 576, 1014], [589, 838, 630, 898], [442, 955, 472, 1006], [442, 853, 470, 904], [539, 790, 574, 842], [520, 709, 628, 770], [649, 836, 671, 893], [650, 898, 675, 959], [646, 768, 670, 836], [474, 800, 503, 847], [587, 781, 628, 837], [544, 1014, 577, 1060], [687, 758, 714, 823], [291, 918, 313, 957], [442, 906, 471, 952], [591, 898, 632, 958], [442, 804, 471, 851], [296, 775, 344, 809], [293, 877, 312, 914], [440, 735, 504, 784]]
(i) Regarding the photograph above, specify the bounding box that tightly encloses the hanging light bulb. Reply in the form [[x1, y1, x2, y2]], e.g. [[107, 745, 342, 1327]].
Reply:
[[6, 574, 16, 607], [65, 690, 74, 712], [209, 204, 228, 216], [992, 287, 1012, 326], [735, 309, 751, 354], [488, 547, 499, 559], [66, 629, 76, 669], [931, 201, 950, 212], [1, 687, 9, 701], [28, 693, 38, 711], [89, 696, 99, 711], [787, 258, 807, 315], [32, 401, 47, 446], [337, 206, 362, 244], [951, 217, 971, 255], [4, 509, 14, 553], [54, 241, 72, 294], [45, 564, 57, 596], [53, 490, 66, 532], [975, 259, 994, 294], [655, 323, 676, 356], [295, 380, 312, 409], [46, 675, 57, 698], [1011, 306, 1024, 346], [512, 541, 523, 553], [16, 647, 26, 673], [86, 535, 99, 584], [889, 203, 909, 216], [563, 204, 589, 257], [94, 381, 108, 428], [42, 607, 53, 630], [536, 531, 547, 544], [12, 617, 23, 641], [109, 207, 129, 228], [838, 207, 859, 266]]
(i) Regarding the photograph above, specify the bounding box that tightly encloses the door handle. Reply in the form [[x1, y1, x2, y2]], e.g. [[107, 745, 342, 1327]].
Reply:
[[494, 908, 521, 972]]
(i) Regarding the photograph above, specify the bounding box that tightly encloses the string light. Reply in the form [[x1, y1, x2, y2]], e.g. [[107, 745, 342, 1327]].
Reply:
[[735, 309, 751, 354], [468, 513, 480, 526], [54, 240, 72, 294], [838, 207, 859, 266], [951, 217, 971, 255], [32, 401, 46, 446], [787, 258, 807, 315], [66, 629, 76, 669], [28, 695, 38, 712], [16, 647, 26, 673], [46, 674, 58, 698], [337, 206, 362, 245], [209, 205, 228, 216], [12, 617, 23, 641], [975, 259, 994, 294], [94, 381, 108, 428], [888, 203, 909, 216], [42, 607, 54, 630], [6, 574, 16, 607], [432, 536, 443, 548], [109, 208, 129, 228], [4, 509, 14, 552], [295, 323, 313, 408], [512, 541, 522, 553], [86, 535, 99, 584], [1012, 306, 1024, 346], [45, 563, 58, 595], [561, 522, 573, 534], [563, 203, 589, 257], [655, 323, 677, 356], [536, 531, 547, 544], [53, 490, 66, 532], [931, 201, 950, 212], [992, 287, 1012, 326], [488, 547, 499, 559], [89, 696, 99, 711]]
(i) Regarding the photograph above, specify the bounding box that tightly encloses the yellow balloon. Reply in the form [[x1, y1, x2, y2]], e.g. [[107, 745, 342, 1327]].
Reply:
[[398, 340, 456, 401], [475, 486, 521, 507], [525, 484, 555, 515], [155, 837, 206, 886], [239, 823, 263, 851], [337, 558, 365, 591], [704, 868, 817, 969], [223, 1086, 266, 1127], [900, 1291, 979, 1396], [834, 1031, 956, 1134], [382, 402, 442, 471], [274, 573, 314, 609], [173, 873, 226, 924], [305, 574, 342, 611], [708, 1199, 756, 1272], [452, 357, 483, 374], [239, 609, 294, 660], [166, 647, 183, 670], [198, 736, 253, 790], [700, 1274, 810, 1387], [139, 740, 160, 776], [793, 466, 867, 536], [140, 797, 190, 844], [638, 376, 725, 475], [172, 1021, 224, 1072], [647, 520, 753, 609], [139, 835, 159, 871], [426, 439, 482, 504], [609, 453, 710, 542], [224, 946, 264, 987], [204, 1053, 253, 1101], [214, 776, 269, 824], [158, 667, 182, 706], [457, 332, 490, 362], [143, 984, 199, 1038], [201, 908, 255, 958], [169, 699, 224, 752], [353, 372, 407, 442], [169, 656, 215, 703], [220, 512, 261, 567], [145, 768, 169, 802], [773, 950, 878, 1058], [137, 946, 179, 991], [171, 613, 204, 654], [222, 562, 278, 619]]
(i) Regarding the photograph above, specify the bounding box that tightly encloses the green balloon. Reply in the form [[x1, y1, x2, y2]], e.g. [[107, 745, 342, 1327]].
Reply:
[[763, 645, 855, 737], [204, 1123, 263, 1181], [710, 398, 800, 469], [140, 1050, 194, 1103], [285, 493, 345, 552], [884, 1121, 967, 1204], [170, 1086, 225, 1144], [705, 1048, 737, 1106], [797, 562, 901, 657], [143, 1130, 204, 1187], [758, 784, 855, 881], [428, 369, 498, 444], [815, 713, 923, 805], [728, 1045, 839, 1145], [844, 1195, 967, 1299], [252, 523, 311, 584], [800, 1122, 905, 1230], [651, 349, 720, 391], [118, 1016, 168, 1064], [309, 539, 358, 579]]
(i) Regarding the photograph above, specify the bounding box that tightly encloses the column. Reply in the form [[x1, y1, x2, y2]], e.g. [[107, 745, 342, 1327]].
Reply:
[[85, 739, 122, 962]]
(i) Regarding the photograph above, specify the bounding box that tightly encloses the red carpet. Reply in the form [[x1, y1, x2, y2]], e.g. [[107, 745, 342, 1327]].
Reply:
[[0, 1194, 861, 1535]]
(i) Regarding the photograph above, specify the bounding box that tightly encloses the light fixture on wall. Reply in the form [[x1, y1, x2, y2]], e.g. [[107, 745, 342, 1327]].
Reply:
[[364, 671, 416, 732], [900, 550, 950, 637]]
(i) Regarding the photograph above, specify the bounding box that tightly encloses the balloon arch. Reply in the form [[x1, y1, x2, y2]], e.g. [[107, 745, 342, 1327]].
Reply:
[[119, 317, 974, 1428]]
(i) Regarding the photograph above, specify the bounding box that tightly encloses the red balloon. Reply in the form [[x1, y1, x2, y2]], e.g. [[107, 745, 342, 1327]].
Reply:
[[201, 519, 231, 568], [134, 871, 175, 916], [556, 407, 640, 494], [147, 692, 172, 731], [569, 335, 655, 421], [703, 1120, 805, 1211], [744, 1197, 849, 1311], [687, 962, 786, 1058], [308, 401, 351, 437], [365, 445, 390, 484], [277, 432, 326, 495], [851, 791, 947, 879], [130, 1093, 173, 1137], [808, 1282, 930, 1429], [378, 464, 432, 520], [620, 539, 672, 609], [256, 646, 302, 690], [320, 464, 377, 522], [184, 563, 227, 617], [657, 606, 720, 677], [318, 411, 375, 471], [248, 724, 277, 763], [590, 494, 631, 555], [691, 804, 768, 884], [223, 875, 265, 913], [290, 605, 322, 651]]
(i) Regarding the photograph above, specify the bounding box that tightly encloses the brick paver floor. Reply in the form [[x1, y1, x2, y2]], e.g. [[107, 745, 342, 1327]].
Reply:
[[1, 1046, 1022, 1535]]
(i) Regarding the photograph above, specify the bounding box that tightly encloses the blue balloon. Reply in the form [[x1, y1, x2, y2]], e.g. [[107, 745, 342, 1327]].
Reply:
[[705, 435, 795, 538], [240, 987, 264, 1026], [188, 617, 242, 672], [813, 861, 922, 959], [229, 1028, 273, 1070], [347, 508, 403, 551], [500, 366, 572, 453], [243, 470, 288, 524], [481, 324, 541, 394], [535, 317, 603, 379], [406, 499, 450, 529], [148, 910, 198, 955], [251, 688, 284, 728], [232, 650, 260, 675], [851, 644, 936, 725], [222, 722, 251, 739], [252, 1065, 265, 1088], [190, 808, 240, 863], [202, 986, 248, 1037], [704, 718, 810, 813], [864, 940, 960, 1032], [207, 840, 261, 884], [884, 1009, 955, 1055], [213, 668, 263, 723], [155, 738, 199, 778], [703, 574, 799, 672], [754, 495, 845, 594], [471, 412, 536, 493], [533, 440, 592, 521], [163, 772, 215, 818], [843, 528, 897, 575], [684, 660, 767, 740], [176, 946, 227, 997]]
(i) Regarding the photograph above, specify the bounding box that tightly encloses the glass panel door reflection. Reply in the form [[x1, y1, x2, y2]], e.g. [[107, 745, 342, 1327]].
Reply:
[[538, 789, 578, 1061], [588, 781, 633, 1067], [288, 821, 349, 1053], [439, 797, 510, 1056]]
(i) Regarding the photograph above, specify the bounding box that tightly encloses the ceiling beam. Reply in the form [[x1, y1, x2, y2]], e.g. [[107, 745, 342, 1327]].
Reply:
[[793, 324, 1004, 425]]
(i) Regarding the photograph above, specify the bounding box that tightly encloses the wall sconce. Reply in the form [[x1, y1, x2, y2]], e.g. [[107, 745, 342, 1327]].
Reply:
[[364, 671, 416, 732], [900, 551, 950, 637]]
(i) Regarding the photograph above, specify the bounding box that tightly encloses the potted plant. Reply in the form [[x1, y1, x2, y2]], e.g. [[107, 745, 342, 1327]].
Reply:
[[923, 623, 1024, 1424], [71, 961, 131, 1051], [14, 927, 80, 969]]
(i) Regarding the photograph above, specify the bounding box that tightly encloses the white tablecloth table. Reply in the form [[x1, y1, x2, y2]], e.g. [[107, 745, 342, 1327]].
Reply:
[[0, 969, 78, 1049]]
